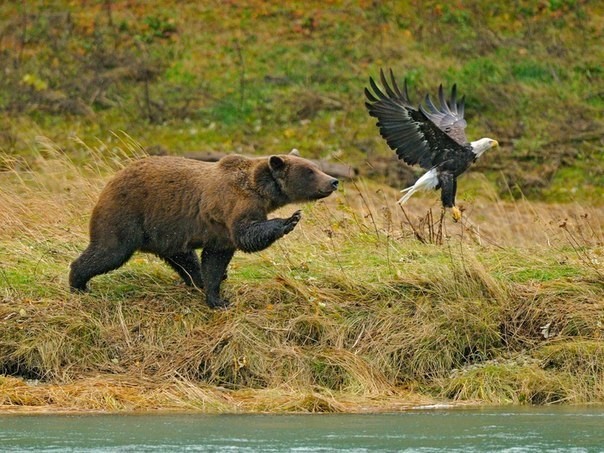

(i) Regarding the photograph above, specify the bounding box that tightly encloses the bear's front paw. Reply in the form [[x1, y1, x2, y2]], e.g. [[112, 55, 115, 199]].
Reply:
[[70, 285, 89, 294], [283, 210, 302, 235], [207, 295, 230, 310]]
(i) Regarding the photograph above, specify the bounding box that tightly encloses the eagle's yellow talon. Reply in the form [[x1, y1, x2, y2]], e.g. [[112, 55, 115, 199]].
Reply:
[[451, 206, 462, 222]]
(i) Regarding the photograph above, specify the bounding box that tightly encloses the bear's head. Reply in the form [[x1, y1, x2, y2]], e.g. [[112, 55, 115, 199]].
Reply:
[[268, 154, 339, 202]]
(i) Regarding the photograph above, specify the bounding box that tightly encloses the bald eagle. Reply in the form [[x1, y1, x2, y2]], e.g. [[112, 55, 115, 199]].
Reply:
[[365, 69, 498, 221]]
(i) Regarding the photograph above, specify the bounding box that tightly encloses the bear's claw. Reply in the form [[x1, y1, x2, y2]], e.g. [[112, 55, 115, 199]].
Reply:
[[283, 210, 302, 235]]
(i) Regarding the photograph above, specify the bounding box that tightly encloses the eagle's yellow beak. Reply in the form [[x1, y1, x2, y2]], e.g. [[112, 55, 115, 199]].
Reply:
[[492, 140, 499, 148]]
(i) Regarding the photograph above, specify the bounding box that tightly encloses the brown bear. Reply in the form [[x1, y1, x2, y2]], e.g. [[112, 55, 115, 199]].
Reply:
[[69, 151, 338, 308]]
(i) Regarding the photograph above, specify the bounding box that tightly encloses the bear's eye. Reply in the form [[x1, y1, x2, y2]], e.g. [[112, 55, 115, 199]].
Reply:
[[303, 167, 315, 178]]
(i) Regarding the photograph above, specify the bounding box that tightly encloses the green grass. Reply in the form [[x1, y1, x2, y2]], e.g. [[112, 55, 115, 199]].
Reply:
[[500, 262, 584, 283], [1, 1, 603, 202]]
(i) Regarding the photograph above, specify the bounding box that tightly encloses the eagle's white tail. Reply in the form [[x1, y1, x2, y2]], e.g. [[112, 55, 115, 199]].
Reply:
[[397, 168, 439, 204]]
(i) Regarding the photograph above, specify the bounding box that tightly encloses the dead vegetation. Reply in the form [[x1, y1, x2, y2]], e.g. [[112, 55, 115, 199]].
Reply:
[[0, 139, 602, 412]]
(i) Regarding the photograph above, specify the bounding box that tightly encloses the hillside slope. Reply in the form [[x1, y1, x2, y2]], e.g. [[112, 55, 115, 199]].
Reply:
[[1, 1, 603, 201]]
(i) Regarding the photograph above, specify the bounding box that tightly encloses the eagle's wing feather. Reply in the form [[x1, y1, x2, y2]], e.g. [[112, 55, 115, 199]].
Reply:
[[419, 84, 468, 145], [365, 69, 470, 169]]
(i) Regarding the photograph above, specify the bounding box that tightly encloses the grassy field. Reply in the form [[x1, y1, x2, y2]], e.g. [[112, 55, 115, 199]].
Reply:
[[0, 141, 602, 412], [1, 1, 603, 412]]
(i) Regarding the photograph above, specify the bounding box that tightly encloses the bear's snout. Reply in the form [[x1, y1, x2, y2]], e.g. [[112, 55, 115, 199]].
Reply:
[[316, 177, 338, 198]]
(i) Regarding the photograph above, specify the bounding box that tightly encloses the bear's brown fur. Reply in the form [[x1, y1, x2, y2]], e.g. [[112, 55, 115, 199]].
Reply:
[[69, 152, 338, 308]]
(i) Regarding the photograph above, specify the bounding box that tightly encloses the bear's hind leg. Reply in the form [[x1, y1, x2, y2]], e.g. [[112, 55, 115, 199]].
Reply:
[[161, 251, 204, 289], [201, 247, 235, 309], [69, 243, 135, 292]]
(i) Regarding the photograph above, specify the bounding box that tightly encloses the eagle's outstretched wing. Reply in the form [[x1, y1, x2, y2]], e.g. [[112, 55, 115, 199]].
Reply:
[[364, 69, 469, 170], [419, 83, 468, 145]]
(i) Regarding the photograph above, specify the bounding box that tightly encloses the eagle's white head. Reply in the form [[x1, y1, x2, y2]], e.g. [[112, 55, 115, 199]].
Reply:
[[470, 138, 498, 158]]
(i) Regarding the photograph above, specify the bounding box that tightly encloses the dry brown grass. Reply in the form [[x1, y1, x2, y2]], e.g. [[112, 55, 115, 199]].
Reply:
[[1, 137, 603, 412]]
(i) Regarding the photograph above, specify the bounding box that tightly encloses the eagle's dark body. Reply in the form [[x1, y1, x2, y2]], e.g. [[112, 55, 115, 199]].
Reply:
[[365, 69, 497, 219]]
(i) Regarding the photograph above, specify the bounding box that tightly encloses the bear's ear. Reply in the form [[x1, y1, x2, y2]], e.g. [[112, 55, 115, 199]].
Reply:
[[269, 155, 286, 172], [289, 148, 300, 156]]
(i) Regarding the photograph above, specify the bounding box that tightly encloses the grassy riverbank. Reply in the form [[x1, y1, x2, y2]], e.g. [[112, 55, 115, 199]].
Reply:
[[1, 0, 603, 412], [1, 143, 602, 412]]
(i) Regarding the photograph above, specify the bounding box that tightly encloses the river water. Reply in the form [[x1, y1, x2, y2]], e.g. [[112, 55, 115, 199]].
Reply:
[[1, 406, 602, 452]]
